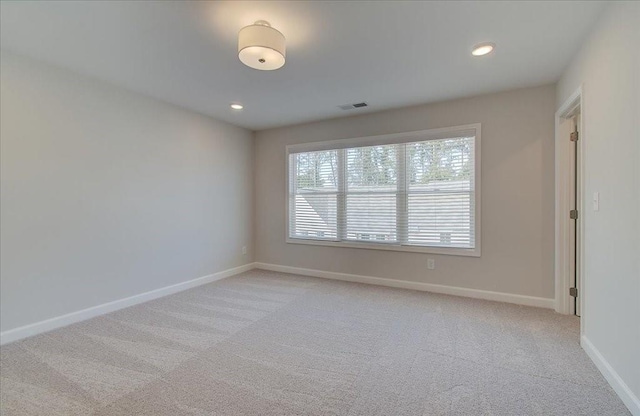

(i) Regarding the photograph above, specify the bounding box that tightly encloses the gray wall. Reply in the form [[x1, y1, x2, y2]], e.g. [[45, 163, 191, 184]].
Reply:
[[557, 2, 640, 404], [0, 52, 254, 332], [255, 85, 556, 299]]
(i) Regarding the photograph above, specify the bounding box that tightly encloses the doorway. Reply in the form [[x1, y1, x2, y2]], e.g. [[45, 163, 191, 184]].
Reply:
[[555, 87, 583, 319]]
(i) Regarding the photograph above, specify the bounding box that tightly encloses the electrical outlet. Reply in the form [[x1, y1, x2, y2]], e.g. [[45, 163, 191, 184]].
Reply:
[[427, 258, 435, 270], [242, 246, 247, 255]]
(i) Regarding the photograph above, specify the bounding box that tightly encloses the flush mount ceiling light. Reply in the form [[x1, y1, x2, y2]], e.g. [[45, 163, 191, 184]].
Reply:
[[471, 42, 495, 56], [230, 103, 244, 110], [238, 20, 286, 70]]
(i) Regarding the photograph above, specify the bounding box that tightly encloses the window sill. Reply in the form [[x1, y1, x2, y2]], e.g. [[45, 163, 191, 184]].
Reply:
[[286, 237, 481, 257]]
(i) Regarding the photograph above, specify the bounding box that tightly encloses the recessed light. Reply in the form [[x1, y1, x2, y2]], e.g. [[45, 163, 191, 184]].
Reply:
[[230, 103, 244, 110], [472, 42, 495, 56]]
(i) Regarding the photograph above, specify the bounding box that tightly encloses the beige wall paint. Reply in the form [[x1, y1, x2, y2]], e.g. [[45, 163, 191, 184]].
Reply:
[[255, 85, 556, 299], [557, 1, 640, 406], [0, 52, 255, 332]]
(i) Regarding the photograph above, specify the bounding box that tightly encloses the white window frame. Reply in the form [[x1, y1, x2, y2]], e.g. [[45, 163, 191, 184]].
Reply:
[[285, 124, 481, 257]]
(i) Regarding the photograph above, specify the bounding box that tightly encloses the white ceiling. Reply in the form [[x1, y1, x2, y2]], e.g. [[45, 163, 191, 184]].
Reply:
[[0, 1, 606, 130]]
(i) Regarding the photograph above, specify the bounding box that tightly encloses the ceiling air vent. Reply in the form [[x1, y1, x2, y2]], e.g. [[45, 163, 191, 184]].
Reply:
[[338, 102, 368, 110]]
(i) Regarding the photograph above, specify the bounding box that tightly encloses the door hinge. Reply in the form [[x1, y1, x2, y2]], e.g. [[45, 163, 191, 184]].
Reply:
[[570, 131, 579, 142], [569, 287, 578, 297], [570, 209, 578, 220]]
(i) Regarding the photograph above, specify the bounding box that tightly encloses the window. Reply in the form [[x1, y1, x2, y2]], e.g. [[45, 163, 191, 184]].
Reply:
[[287, 124, 480, 256]]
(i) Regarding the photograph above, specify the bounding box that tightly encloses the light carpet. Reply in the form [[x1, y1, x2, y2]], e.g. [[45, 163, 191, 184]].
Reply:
[[0, 270, 629, 415]]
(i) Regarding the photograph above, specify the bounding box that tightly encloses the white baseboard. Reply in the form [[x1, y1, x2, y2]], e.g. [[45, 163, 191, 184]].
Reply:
[[581, 336, 640, 415], [0, 263, 256, 346], [254, 262, 554, 309]]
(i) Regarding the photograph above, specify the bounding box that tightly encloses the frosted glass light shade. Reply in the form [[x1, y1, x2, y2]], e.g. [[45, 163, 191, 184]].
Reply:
[[238, 21, 286, 70]]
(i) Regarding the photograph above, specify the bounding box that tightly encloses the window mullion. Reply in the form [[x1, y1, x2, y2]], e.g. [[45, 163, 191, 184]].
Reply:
[[397, 144, 408, 244], [337, 149, 346, 241]]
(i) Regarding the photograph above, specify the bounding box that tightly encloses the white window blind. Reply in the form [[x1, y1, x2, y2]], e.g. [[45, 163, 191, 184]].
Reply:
[[289, 150, 339, 240], [406, 138, 475, 248], [287, 125, 480, 256], [346, 145, 398, 243]]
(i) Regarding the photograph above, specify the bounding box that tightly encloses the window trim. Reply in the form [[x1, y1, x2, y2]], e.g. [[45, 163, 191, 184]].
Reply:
[[285, 124, 481, 257]]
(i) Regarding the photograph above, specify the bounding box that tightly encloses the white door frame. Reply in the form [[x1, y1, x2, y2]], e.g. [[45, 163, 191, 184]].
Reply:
[[555, 86, 585, 324]]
